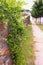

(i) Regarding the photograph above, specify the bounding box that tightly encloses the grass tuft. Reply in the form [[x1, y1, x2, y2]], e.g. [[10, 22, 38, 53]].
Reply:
[[36, 22, 43, 31], [22, 25, 34, 65]]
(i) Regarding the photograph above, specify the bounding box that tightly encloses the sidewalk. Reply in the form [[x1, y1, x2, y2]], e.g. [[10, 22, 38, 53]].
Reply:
[[32, 22, 43, 65]]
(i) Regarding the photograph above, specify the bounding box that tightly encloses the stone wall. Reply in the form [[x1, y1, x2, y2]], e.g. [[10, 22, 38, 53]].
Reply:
[[0, 22, 12, 65], [24, 15, 30, 26]]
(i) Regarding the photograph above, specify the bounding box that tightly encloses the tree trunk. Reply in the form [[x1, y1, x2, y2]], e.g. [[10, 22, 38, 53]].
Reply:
[[40, 17, 41, 24], [0, 22, 13, 65], [36, 18, 37, 22]]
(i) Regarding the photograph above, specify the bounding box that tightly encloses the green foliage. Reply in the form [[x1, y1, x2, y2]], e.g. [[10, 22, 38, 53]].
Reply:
[[0, 0, 26, 65], [8, 21, 26, 65], [31, 0, 43, 18]]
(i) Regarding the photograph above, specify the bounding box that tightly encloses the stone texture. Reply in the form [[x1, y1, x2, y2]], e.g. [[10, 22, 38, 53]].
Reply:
[[0, 22, 12, 65], [0, 55, 12, 65], [0, 22, 4, 31]]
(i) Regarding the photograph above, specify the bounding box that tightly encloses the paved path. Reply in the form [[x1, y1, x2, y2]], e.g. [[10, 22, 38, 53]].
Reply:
[[32, 22, 43, 65]]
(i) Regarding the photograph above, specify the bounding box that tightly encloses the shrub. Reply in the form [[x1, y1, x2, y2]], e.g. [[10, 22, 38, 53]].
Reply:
[[0, 0, 26, 65]]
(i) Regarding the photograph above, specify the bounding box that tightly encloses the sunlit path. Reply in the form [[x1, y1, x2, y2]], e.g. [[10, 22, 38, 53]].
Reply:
[[32, 22, 43, 65]]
